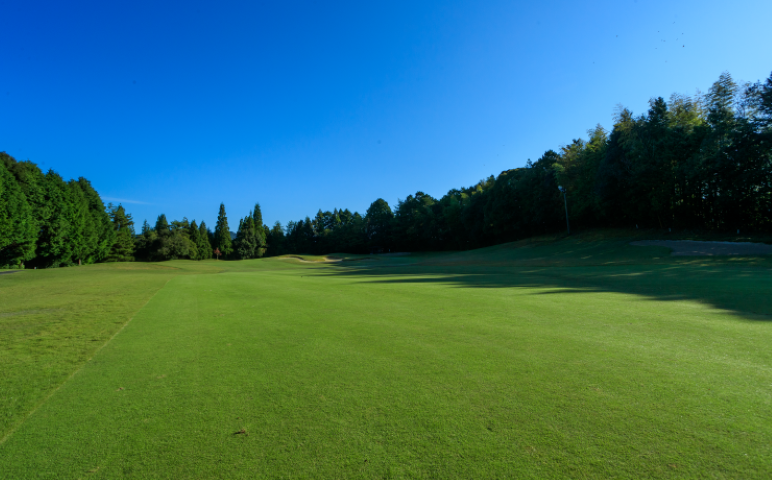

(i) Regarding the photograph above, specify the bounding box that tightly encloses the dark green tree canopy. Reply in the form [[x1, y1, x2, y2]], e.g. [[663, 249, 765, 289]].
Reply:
[[155, 214, 170, 237], [106, 204, 135, 262], [214, 203, 233, 257], [365, 198, 394, 250]]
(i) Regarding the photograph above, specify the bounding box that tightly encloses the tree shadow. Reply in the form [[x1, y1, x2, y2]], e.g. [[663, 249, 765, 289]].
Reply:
[[315, 258, 772, 321]]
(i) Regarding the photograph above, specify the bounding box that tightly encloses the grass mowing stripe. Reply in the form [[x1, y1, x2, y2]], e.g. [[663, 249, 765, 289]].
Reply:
[[0, 261, 228, 439], [0, 277, 175, 447]]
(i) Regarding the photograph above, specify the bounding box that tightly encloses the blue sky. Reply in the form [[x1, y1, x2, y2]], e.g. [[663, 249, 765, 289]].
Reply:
[[2, 0, 770, 229]]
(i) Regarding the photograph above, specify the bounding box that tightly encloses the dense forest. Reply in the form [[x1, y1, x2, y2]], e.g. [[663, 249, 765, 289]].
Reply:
[[0, 152, 134, 268], [2, 70, 770, 267]]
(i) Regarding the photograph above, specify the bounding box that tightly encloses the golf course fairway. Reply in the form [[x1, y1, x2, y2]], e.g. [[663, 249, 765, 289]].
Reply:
[[1, 233, 771, 479]]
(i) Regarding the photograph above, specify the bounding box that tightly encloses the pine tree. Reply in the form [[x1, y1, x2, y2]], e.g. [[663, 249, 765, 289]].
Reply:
[[198, 221, 213, 259], [0, 159, 36, 267], [234, 215, 257, 259], [78, 177, 114, 262], [106, 205, 135, 262], [155, 214, 170, 237], [266, 221, 285, 256], [134, 219, 156, 261], [1, 153, 49, 263], [66, 180, 93, 265], [189, 219, 201, 246], [252, 203, 263, 229], [36, 171, 75, 267], [302, 217, 315, 253], [214, 203, 233, 257], [252, 203, 266, 254]]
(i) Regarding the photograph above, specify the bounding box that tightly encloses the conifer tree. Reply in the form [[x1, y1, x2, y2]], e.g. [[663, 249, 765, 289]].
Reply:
[[106, 205, 135, 262], [189, 219, 201, 246], [189, 219, 210, 260], [134, 219, 155, 261], [266, 221, 285, 256], [1, 154, 49, 261], [0, 159, 36, 267], [234, 215, 258, 259], [252, 203, 266, 254], [78, 177, 114, 262], [214, 203, 233, 257], [198, 221, 213, 259], [67, 180, 94, 265], [252, 203, 263, 230], [36, 171, 75, 267], [155, 214, 170, 237]]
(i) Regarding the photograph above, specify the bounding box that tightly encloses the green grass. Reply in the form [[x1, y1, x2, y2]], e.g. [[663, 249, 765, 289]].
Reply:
[[1, 232, 771, 478]]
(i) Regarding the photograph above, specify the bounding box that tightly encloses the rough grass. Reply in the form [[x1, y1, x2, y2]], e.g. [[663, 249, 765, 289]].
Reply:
[[1, 232, 771, 479], [0, 263, 179, 438]]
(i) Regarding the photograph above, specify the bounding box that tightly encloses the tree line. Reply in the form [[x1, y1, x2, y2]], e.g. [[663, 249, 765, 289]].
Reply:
[[2, 70, 770, 266], [267, 70, 772, 255], [0, 152, 135, 268], [132, 203, 267, 262]]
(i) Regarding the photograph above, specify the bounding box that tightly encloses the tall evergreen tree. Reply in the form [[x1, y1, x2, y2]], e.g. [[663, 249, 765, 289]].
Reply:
[[234, 215, 258, 259], [66, 180, 94, 265], [214, 203, 233, 257], [36, 171, 75, 267], [252, 203, 267, 255], [1, 153, 50, 257], [155, 214, 170, 237], [0, 159, 36, 267], [189, 219, 201, 247], [78, 177, 114, 262], [198, 221, 213, 259], [106, 205, 135, 262], [188, 220, 210, 260], [252, 203, 263, 230], [266, 221, 285, 256]]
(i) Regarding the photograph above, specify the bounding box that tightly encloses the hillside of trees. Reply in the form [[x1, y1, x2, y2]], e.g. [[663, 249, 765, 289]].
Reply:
[[2, 70, 770, 267]]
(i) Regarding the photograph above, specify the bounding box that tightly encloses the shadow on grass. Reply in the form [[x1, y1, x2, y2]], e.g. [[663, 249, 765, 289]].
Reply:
[[317, 255, 772, 321]]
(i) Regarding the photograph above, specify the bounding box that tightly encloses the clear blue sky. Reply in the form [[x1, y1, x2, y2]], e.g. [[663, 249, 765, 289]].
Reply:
[[2, 0, 770, 229]]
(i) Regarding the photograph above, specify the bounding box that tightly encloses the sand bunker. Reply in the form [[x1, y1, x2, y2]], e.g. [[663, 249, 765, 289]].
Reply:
[[631, 240, 772, 256]]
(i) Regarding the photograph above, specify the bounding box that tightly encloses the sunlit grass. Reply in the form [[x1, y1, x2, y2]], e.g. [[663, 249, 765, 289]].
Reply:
[[1, 233, 771, 478]]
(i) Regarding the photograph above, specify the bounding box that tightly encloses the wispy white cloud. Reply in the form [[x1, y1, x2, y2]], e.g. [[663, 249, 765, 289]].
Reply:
[[101, 197, 151, 205]]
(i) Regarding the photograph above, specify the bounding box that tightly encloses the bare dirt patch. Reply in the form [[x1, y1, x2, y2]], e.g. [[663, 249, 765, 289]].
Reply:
[[631, 240, 772, 256]]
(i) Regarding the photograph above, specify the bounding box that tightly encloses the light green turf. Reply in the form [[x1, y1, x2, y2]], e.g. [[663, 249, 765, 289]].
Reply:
[[1, 233, 771, 479]]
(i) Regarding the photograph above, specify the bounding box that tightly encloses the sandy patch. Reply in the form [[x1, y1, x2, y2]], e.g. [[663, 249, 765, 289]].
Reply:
[[285, 256, 342, 263]]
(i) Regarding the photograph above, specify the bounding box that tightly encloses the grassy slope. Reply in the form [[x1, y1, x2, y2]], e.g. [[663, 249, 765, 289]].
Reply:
[[1, 233, 771, 478]]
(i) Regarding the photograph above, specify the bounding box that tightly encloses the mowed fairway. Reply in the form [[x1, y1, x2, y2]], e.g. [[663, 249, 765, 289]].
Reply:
[[1, 235, 772, 478]]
